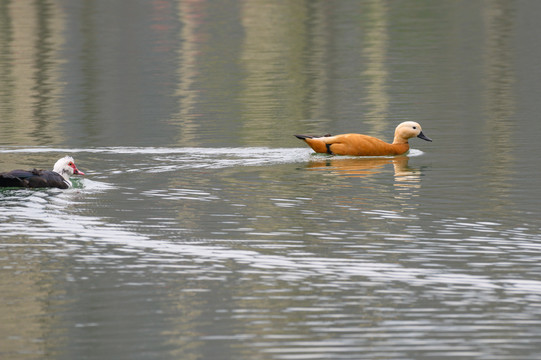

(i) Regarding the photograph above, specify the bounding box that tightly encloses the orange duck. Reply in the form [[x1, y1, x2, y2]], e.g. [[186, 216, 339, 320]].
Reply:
[[294, 121, 432, 156]]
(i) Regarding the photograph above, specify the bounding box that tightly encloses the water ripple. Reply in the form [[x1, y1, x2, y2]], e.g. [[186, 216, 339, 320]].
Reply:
[[2, 145, 540, 359]]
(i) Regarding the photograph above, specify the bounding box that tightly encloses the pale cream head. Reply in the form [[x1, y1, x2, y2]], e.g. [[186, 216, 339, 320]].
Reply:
[[393, 121, 432, 144]]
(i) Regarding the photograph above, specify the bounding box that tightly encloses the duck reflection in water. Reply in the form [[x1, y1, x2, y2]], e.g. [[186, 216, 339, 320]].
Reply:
[[304, 155, 422, 201], [304, 155, 415, 178]]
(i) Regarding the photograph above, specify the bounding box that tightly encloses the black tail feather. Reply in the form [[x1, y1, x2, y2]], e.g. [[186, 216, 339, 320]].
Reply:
[[0, 174, 26, 187], [294, 134, 332, 140]]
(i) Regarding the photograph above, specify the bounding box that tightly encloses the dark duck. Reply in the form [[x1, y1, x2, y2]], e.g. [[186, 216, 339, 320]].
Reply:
[[0, 156, 85, 189]]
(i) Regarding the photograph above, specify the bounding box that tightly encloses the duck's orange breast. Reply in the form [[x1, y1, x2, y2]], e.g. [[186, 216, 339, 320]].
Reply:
[[305, 134, 409, 156]]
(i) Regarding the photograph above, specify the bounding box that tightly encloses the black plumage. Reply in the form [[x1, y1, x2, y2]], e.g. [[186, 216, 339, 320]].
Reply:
[[0, 169, 70, 189], [0, 156, 84, 189]]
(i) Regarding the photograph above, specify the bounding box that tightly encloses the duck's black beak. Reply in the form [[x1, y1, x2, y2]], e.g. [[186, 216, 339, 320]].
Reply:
[[417, 131, 432, 142]]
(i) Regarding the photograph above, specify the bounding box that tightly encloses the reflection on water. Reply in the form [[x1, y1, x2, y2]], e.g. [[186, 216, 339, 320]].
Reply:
[[0, 1, 65, 145], [1, 147, 541, 359], [304, 154, 422, 208], [2, 0, 541, 359], [482, 1, 516, 219], [359, 0, 389, 137], [304, 152, 419, 178]]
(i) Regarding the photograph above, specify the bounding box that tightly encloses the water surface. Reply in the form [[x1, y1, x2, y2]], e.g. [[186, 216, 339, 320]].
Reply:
[[1, 1, 541, 359]]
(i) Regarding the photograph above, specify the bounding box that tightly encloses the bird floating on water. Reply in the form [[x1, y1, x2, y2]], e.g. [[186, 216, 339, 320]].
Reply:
[[294, 121, 432, 156], [0, 156, 85, 189]]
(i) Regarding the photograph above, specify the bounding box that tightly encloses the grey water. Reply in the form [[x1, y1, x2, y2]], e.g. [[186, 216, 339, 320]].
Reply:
[[1, 1, 541, 359]]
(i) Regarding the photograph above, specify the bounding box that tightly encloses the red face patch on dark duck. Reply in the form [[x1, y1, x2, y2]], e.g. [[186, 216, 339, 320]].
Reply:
[[0, 156, 85, 189]]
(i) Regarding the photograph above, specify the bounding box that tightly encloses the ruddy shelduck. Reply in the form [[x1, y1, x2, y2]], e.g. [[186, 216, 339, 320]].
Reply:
[[294, 121, 432, 156]]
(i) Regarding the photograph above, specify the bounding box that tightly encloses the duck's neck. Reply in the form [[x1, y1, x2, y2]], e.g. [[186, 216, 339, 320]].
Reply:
[[54, 170, 72, 187], [392, 136, 409, 145]]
